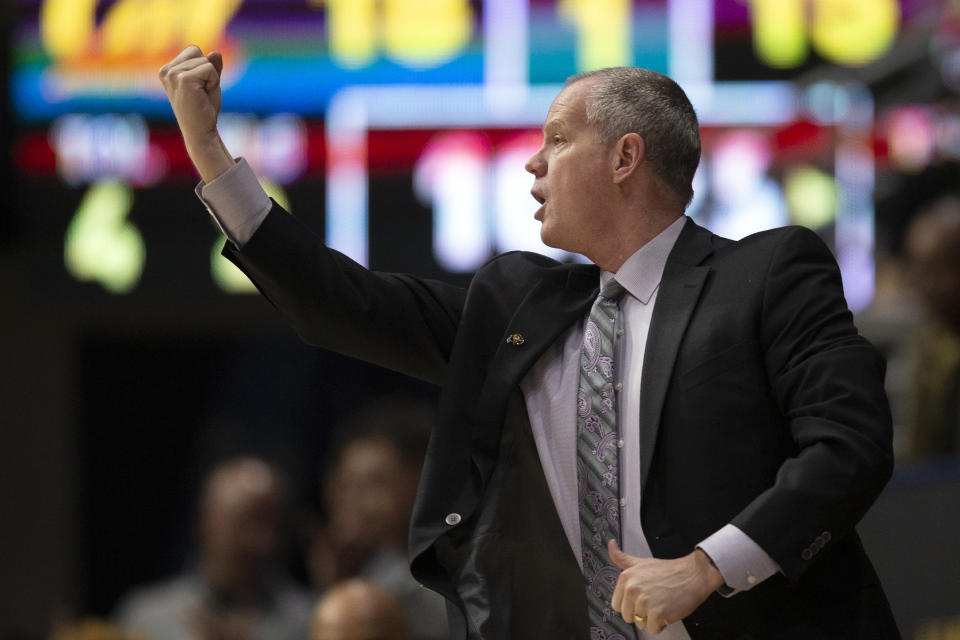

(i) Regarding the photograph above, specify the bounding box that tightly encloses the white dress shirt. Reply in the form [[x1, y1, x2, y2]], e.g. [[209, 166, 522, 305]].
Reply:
[[197, 160, 781, 639]]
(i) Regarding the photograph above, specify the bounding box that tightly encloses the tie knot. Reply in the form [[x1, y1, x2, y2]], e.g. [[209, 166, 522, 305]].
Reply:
[[599, 279, 625, 302]]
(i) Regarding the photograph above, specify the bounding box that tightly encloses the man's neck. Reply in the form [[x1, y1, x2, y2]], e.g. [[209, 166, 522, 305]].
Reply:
[[590, 210, 684, 273]]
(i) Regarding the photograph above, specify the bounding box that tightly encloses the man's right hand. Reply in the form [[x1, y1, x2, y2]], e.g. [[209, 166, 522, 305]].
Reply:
[[159, 46, 235, 183]]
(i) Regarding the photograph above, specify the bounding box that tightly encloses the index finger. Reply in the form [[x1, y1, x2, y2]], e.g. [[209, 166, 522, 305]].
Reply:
[[160, 45, 205, 75], [611, 570, 624, 614]]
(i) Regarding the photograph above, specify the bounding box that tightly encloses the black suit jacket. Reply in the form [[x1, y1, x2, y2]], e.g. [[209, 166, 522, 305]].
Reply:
[[227, 203, 899, 639]]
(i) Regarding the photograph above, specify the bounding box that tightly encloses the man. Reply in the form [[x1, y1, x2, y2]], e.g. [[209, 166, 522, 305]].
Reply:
[[160, 47, 898, 639], [114, 457, 312, 640]]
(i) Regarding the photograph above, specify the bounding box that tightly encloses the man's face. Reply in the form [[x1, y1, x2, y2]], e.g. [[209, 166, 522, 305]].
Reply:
[[525, 79, 613, 255], [325, 439, 417, 548], [201, 467, 284, 592]]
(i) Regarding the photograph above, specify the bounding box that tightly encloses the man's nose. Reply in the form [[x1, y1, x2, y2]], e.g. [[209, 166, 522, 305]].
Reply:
[[525, 148, 545, 176]]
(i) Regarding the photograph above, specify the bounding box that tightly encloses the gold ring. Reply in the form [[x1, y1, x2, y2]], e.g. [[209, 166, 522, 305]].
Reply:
[[633, 615, 646, 626]]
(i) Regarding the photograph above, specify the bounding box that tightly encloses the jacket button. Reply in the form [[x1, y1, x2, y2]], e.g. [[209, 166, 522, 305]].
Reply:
[[444, 513, 462, 526], [801, 548, 813, 561]]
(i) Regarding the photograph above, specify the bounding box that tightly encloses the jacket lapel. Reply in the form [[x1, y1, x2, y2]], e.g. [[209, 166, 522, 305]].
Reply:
[[639, 220, 715, 490], [472, 264, 599, 475]]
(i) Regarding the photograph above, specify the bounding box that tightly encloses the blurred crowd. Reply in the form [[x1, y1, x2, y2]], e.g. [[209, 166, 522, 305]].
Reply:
[[52, 399, 447, 640], [863, 193, 960, 461]]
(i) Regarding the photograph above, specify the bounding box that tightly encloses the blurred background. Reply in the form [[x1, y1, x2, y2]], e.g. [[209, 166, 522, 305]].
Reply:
[[1, 0, 959, 638]]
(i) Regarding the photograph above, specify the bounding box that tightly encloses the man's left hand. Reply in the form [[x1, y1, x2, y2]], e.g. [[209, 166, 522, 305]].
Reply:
[[609, 539, 725, 635]]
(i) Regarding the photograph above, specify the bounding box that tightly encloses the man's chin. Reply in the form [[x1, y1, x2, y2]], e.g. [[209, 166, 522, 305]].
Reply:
[[539, 228, 574, 254], [539, 224, 561, 250]]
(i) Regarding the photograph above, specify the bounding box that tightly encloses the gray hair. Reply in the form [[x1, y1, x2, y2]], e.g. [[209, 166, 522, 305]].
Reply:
[[566, 68, 701, 206]]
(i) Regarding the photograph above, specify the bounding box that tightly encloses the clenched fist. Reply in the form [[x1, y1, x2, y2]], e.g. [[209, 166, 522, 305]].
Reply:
[[608, 539, 724, 635], [159, 45, 235, 183]]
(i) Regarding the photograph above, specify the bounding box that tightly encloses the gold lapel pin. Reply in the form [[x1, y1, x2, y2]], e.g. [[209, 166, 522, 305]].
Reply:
[[505, 333, 525, 346]]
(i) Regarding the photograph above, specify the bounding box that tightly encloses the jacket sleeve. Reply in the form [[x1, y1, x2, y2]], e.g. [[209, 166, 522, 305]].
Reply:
[[222, 200, 466, 386], [730, 226, 893, 580]]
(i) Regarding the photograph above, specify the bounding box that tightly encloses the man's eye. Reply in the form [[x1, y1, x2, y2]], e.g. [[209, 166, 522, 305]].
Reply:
[[553, 135, 563, 144]]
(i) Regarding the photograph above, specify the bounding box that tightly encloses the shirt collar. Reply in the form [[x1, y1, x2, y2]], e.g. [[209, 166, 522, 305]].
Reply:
[[600, 216, 688, 304]]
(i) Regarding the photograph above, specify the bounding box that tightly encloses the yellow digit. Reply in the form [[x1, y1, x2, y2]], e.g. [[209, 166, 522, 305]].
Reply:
[[747, 0, 808, 68], [559, 0, 632, 71], [64, 180, 145, 294], [183, 0, 244, 53], [784, 166, 837, 229], [141, 0, 186, 57], [324, 0, 378, 68], [100, 0, 242, 59], [750, 0, 900, 69], [382, 0, 473, 68], [40, 0, 97, 60], [101, 0, 166, 58], [810, 0, 899, 66]]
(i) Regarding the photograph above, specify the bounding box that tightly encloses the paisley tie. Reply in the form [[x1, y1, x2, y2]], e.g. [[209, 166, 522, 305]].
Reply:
[[577, 279, 633, 640]]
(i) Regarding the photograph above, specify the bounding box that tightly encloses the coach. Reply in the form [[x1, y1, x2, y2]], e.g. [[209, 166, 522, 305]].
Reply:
[[161, 48, 898, 639]]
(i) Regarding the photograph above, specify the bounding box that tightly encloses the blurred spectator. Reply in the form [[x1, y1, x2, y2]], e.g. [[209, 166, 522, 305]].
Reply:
[[309, 398, 447, 640], [904, 195, 960, 458], [853, 250, 922, 459], [310, 579, 411, 640], [113, 457, 312, 640]]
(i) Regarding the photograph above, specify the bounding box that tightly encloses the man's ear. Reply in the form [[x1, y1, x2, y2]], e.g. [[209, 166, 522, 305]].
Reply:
[[612, 133, 644, 184]]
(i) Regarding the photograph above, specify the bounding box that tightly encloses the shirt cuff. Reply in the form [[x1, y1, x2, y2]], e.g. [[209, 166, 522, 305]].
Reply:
[[697, 525, 781, 597], [195, 157, 272, 248]]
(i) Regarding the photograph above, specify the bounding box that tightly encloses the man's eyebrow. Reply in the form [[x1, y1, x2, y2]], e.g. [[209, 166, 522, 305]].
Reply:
[[542, 118, 564, 133]]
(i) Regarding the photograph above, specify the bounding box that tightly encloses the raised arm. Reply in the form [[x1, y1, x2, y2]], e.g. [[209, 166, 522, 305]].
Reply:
[[159, 46, 235, 183], [159, 47, 466, 384]]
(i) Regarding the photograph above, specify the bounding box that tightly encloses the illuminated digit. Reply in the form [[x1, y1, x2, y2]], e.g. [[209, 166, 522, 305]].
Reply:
[[212, 179, 291, 294], [324, 0, 379, 68], [747, 0, 808, 68], [100, 0, 242, 59], [382, 0, 473, 67], [784, 165, 837, 229], [810, 0, 899, 66], [40, 0, 97, 60], [101, 0, 172, 58], [64, 180, 145, 294], [414, 133, 490, 272], [749, 0, 900, 69], [183, 0, 244, 53], [558, 0, 632, 71], [141, 0, 185, 57]]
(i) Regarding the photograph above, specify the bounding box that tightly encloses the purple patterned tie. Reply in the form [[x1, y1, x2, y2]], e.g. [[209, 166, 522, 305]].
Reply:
[[577, 279, 633, 640]]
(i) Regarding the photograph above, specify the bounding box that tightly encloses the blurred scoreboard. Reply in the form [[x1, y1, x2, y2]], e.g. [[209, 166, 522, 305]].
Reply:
[[10, 0, 923, 309]]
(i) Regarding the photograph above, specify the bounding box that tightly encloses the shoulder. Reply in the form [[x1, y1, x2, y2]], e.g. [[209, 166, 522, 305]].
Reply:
[[470, 250, 589, 296], [700, 224, 837, 275], [733, 225, 832, 257], [475, 250, 565, 277]]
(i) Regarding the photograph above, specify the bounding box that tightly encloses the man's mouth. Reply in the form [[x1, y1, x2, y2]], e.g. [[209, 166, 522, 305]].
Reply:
[[531, 190, 546, 221]]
